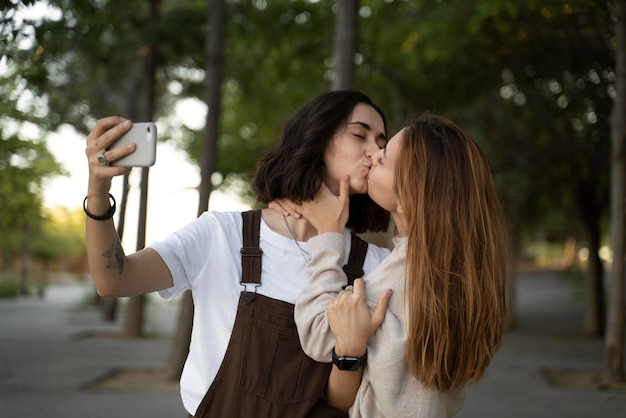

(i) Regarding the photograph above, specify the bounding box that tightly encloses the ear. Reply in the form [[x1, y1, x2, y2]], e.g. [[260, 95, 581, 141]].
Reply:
[[396, 200, 405, 214]]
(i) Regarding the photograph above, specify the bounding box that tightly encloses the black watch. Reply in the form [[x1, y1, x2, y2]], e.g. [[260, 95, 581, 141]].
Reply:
[[332, 347, 367, 371]]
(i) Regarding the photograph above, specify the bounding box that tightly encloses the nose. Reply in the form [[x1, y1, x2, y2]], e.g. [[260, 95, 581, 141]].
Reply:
[[369, 148, 382, 165], [364, 137, 381, 155]]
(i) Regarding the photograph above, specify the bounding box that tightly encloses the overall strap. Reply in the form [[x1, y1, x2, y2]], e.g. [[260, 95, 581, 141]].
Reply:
[[240, 209, 263, 302], [342, 233, 368, 286]]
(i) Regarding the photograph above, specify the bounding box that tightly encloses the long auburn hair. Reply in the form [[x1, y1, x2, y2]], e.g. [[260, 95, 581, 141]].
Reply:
[[396, 114, 511, 392], [253, 90, 390, 233]]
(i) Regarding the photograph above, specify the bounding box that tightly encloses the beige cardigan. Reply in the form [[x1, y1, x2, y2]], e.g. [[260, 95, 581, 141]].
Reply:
[[295, 233, 466, 418]]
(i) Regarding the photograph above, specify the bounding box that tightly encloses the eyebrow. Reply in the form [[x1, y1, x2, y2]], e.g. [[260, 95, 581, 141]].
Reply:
[[348, 121, 387, 140]]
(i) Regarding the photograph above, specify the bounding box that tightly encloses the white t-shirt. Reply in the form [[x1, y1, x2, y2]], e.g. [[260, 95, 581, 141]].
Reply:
[[150, 210, 390, 415]]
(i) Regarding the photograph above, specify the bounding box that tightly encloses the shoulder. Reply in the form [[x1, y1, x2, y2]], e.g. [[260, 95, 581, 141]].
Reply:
[[366, 241, 391, 259], [152, 210, 244, 248], [344, 230, 391, 274], [200, 210, 244, 223], [356, 232, 391, 261], [190, 210, 244, 233]]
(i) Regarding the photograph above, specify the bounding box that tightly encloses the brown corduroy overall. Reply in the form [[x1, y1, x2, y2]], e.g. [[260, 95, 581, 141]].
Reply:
[[191, 210, 368, 418]]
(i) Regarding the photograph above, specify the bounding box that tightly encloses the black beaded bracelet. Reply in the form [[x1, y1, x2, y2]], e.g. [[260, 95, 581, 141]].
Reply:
[[83, 193, 116, 221]]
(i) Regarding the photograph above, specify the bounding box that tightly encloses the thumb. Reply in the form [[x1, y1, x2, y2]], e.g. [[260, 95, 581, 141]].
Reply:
[[352, 277, 366, 295], [370, 289, 392, 330], [339, 175, 350, 201]]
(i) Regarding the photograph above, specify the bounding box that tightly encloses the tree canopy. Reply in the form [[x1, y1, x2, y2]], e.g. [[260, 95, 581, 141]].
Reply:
[[1, 0, 617, 257]]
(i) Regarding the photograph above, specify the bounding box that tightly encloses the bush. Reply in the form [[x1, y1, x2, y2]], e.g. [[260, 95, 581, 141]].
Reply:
[[0, 278, 20, 298]]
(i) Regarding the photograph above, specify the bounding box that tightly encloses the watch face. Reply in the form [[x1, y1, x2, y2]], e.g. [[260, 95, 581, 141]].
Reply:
[[332, 348, 366, 371], [337, 358, 361, 371]]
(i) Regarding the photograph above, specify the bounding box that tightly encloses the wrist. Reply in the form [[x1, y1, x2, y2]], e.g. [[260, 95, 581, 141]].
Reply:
[[86, 192, 112, 202], [87, 178, 113, 196], [318, 227, 344, 234], [332, 347, 367, 371], [334, 339, 367, 358], [83, 194, 116, 221]]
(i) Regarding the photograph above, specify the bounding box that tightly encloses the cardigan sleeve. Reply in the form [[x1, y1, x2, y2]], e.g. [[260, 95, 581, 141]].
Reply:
[[294, 232, 347, 362]]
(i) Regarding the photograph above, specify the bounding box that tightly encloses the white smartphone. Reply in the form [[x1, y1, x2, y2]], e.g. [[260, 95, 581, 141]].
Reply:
[[109, 122, 157, 167]]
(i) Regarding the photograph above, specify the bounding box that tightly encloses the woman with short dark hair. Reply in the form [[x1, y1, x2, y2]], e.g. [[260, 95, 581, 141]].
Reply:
[[82, 90, 392, 417]]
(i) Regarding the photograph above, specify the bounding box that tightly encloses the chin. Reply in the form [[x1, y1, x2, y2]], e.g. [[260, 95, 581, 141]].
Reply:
[[351, 184, 368, 195]]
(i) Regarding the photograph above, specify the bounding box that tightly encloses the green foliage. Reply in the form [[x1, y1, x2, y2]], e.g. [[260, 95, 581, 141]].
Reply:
[[0, 277, 20, 298], [1, 0, 617, 255], [214, 1, 336, 177], [0, 66, 64, 258], [448, 0, 612, 243], [30, 207, 86, 262], [20, 0, 167, 130]]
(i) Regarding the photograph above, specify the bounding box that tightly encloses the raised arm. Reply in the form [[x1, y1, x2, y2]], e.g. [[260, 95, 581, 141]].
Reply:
[[84, 117, 173, 297], [293, 178, 391, 411], [293, 177, 351, 358], [324, 279, 391, 411]]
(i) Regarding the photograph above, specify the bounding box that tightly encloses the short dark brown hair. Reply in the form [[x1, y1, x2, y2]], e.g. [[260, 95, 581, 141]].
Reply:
[[252, 90, 390, 233]]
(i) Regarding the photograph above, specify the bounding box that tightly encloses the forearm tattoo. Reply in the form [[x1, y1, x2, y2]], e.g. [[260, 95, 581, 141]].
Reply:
[[102, 240, 125, 274]]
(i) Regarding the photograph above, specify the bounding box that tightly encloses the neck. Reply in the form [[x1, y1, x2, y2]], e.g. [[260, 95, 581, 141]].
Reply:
[[262, 208, 318, 241], [392, 213, 408, 237]]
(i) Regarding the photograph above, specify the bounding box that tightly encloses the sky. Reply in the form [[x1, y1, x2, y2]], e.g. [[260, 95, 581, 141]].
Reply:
[[15, 1, 252, 249], [43, 122, 251, 250]]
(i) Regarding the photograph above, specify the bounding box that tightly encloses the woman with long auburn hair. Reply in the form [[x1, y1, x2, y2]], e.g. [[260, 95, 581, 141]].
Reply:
[[291, 114, 512, 417]]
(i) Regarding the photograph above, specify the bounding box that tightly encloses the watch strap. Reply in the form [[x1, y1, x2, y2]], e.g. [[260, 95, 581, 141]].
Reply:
[[332, 347, 367, 371]]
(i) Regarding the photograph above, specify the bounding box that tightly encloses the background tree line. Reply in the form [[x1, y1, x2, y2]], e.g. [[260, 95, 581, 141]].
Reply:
[[1, 0, 623, 384]]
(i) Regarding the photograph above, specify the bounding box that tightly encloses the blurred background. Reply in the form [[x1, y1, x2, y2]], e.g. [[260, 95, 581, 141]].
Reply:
[[1, 0, 625, 416]]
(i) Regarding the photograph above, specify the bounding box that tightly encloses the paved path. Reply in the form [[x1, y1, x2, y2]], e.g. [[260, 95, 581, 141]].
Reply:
[[0, 271, 625, 417], [0, 283, 183, 418], [458, 271, 626, 418]]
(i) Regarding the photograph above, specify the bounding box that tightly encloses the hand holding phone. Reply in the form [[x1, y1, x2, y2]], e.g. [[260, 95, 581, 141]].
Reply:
[[108, 122, 157, 167]]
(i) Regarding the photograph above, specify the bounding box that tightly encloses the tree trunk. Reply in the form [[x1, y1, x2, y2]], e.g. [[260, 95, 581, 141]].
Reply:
[[582, 215, 605, 337], [331, 0, 358, 90], [197, 0, 225, 212], [100, 22, 142, 322], [101, 174, 130, 322], [122, 294, 145, 338], [124, 167, 149, 338], [19, 223, 30, 295], [122, 167, 150, 338], [604, 0, 626, 385], [165, 290, 194, 381], [101, 64, 140, 321], [123, 0, 160, 338], [39, 259, 49, 298], [1, 250, 12, 276], [561, 235, 577, 270], [166, 0, 226, 382]]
